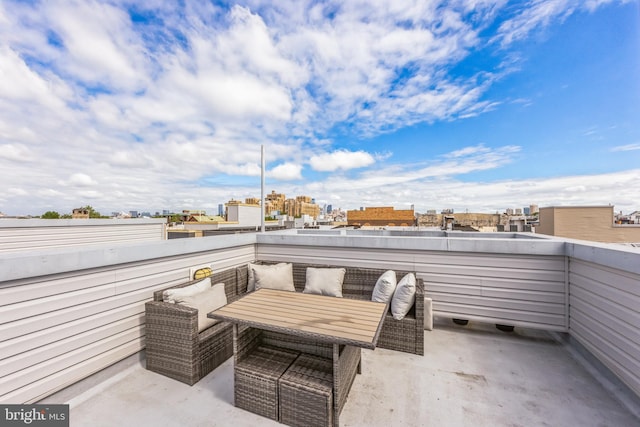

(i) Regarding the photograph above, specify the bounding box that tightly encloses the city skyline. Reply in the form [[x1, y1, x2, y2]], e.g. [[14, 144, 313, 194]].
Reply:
[[1, 1, 639, 216]]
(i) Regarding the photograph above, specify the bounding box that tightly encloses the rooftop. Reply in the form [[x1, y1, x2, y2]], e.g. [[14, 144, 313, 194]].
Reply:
[[2, 225, 640, 426], [40, 318, 639, 426]]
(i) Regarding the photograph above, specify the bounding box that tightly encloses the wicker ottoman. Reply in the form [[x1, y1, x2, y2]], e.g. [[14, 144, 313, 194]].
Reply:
[[235, 345, 299, 420], [279, 353, 334, 427]]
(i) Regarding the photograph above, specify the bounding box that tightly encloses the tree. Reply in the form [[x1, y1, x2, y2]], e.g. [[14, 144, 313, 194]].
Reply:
[[81, 205, 107, 218], [41, 211, 60, 219]]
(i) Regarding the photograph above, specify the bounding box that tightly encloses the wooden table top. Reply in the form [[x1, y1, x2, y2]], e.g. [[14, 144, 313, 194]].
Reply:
[[208, 288, 388, 349]]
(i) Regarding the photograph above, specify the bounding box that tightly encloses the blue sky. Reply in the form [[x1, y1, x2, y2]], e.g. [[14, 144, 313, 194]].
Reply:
[[0, 0, 638, 216]]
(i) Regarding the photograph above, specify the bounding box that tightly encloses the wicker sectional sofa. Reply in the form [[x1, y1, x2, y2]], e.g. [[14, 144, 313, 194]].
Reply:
[[238, 262, 425, 356], [144, 261, 424, 385]]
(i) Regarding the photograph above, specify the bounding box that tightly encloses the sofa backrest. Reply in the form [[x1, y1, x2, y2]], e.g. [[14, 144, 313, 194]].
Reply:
[[153, 266, 238, 302], [238, 261, 416, 301]]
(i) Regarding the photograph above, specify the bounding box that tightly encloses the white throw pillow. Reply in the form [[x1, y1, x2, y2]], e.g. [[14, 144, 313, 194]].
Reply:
[[247, 262, 288, 292], [175, 282, 228, 332], [371, 270, 397, 303], [163, 277, 211, 303], [391, 273, 416, 320], [303, 267, 346, 297], [253, 263, 295, 292]]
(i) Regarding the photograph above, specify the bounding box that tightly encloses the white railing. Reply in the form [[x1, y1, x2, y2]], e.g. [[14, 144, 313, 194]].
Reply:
[[1, 230, 639, 403]]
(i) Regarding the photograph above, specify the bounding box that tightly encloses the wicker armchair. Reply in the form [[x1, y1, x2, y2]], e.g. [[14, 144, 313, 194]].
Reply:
[[145, 267, 240, 385]]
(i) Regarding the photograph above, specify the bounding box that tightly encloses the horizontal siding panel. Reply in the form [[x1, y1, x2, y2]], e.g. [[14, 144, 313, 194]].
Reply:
[[568, 257, 640, 400], [570, 323, 640, 397], [0, 283, 117, 324], [0, 340, 143, 404], [426, 282, 564, 304], [570, 302, 640, 359], [422, 263, 564, 282], [0, 271, 117, 307], [426, 283, 483, 297], [0, 315, 143, 377], [431, 293, 565, 315], [570, 286, 640, 326], [479, 287, 564, 304], [570, 260, 640, 297], [0, 327, 143, 395], [424, 273, 564, 293], [0, 223, 165, 253], [258, 245, 417, 270], [259, 244, 565, 280], [0, 302, 143, 360], [570, 273, 640, 314], [433, 301, 566, 326], [0, 287, 151, 341], [413, 251, 565, 269]]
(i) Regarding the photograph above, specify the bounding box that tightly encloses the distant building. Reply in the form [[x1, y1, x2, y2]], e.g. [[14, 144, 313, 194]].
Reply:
[[347, 206, 415, 227], [537, 206, 640, 243], [72, 208, 89, 219], [218, 204, 224, 217], [265, 191, 286, 214], [226, 200, 261, 226], [417, 212, 503, 232]]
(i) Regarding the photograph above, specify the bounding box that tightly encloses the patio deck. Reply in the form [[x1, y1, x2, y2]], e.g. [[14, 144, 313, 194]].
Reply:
[[40, 317, 640, 427]]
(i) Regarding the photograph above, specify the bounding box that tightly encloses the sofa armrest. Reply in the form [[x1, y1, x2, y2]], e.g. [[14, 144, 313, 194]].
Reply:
[[414, 278, 425, 356], [145, 300, 201, 383]]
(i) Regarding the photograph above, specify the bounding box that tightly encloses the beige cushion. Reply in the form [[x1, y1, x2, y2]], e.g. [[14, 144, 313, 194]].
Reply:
[[371, 270, 397, 303], [163, 277, 211, 303], [253, 263, 295, 292], [391, 273, 416, 320], [303, 267, 346, 297], [247, 262, 289, 292], [175, 282, 227, 332]]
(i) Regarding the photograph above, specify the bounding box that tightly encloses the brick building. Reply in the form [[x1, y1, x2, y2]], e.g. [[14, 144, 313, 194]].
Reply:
[[537, 206, 640, 243], [347, 207, 415, 227]]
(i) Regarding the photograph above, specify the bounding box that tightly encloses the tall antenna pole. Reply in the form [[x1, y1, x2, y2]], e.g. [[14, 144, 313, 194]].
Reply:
[[261, 144, 265, 233]]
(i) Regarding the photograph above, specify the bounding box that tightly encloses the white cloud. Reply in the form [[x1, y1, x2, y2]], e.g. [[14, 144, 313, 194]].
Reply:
[[309, 150, 375, 172], [43, 0, 149, 90], [68, 173, 97, 187], [0, 144, 34, 162], [494, 0, 625, 47], [611, 143, 640, 152], [0, 1, 634, 216], [269, 163, 303, 180]]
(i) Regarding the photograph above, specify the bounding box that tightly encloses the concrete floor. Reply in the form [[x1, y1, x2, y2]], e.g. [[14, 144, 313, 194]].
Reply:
[[42, 318, 640, 427]]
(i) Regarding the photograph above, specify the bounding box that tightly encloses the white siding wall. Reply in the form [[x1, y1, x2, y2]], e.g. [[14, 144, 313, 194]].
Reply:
[[0, 234, 256, 404], [256, 233, 568, 331], [568, 242, 640, 397], [0, 219, 167, 253]]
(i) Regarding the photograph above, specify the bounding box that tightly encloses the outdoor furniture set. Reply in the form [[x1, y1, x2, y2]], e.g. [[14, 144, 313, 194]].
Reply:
[[145, 261, 425, 426]]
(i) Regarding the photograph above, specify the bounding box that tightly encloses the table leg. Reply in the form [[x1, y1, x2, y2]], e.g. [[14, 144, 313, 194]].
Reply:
[[232, 324, 239, 365], [333, 344, 339, 427]]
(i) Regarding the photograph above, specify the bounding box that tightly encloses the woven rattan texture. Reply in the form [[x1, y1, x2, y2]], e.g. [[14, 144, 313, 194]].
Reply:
[[234, 345, 299, 420], [145, 267, 239, 385], [279, 353, 334, 427]]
